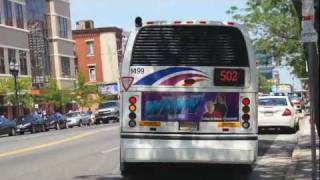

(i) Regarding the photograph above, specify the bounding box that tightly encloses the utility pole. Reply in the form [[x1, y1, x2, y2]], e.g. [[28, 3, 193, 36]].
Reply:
[[292, 0, 319, 179]]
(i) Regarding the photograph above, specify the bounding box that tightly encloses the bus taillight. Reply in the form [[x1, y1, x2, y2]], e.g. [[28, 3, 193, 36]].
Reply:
[[128, 96, 137, 127], [129, 96, 137, 104], [242, 98, 250, 106], [242, 97, 250, 129]]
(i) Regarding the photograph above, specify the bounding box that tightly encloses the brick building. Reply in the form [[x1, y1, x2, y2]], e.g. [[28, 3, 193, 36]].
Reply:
[[73, 21, 122, 86]]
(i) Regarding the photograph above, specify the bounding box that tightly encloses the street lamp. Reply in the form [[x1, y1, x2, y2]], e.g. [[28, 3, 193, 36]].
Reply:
[[9, 61, 20, 120]]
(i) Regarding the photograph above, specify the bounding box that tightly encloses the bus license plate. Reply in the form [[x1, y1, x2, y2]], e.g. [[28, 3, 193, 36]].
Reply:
[[139, 121, 161, 127], [179, 121, 199, 131], [217, 122, 241, 128], [264, 112, 273, 116]]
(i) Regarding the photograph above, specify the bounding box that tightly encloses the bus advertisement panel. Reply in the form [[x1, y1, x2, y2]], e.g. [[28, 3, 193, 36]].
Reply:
[[142, 92, 239, 122]]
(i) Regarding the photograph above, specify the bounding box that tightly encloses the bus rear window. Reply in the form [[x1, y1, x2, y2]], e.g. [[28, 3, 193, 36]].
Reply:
[[131, 25, 249, 67], [258, 98, 288, 106]]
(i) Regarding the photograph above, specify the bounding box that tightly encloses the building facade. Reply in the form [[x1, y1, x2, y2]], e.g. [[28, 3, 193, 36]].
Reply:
[[46, 0, 75, 89], [73, 23, 122, 86], [0, 0, 31, 78], [0, 0, 31, 118]]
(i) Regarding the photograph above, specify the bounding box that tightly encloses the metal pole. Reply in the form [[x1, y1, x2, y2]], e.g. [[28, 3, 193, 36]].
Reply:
[[13, 73, 19, 119], [305, 42, 319, 180]]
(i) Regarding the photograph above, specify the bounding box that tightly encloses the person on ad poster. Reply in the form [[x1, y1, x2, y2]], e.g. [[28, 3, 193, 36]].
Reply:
[[202, 101, 222, 121], [213, 93, 227, 118]]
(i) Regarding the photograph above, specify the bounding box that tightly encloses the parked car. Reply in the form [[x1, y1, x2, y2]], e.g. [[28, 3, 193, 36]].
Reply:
[[95, 101, 119, 124], [304, 101, 310, 115], [258, 96, 299, 132], [66, 111, 91, 128], [16, 114, 49, 134], [289, 96, 304, 113], [47, 112, 68, 130], [0, 117, 17, 136]]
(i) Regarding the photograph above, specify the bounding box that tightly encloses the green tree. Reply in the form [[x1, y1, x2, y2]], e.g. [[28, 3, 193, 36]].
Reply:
[[40, 79, 71, 112], [258, 75, 274, 93], [0, 77, 33, 108], [227, 0, 307, 77], [73, 73, 95, 111]]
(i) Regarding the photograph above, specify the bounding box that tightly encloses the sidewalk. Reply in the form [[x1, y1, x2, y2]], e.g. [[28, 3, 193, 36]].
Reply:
[[286, 116, 320, 180]]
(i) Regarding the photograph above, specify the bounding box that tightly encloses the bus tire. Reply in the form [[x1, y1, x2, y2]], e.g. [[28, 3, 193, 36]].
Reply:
[[120, 163, 131, 177], [240, 164, 253, 174]]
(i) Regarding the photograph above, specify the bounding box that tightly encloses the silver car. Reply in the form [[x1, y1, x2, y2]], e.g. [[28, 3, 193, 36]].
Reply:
[[66, 111, 91, 128], [95, 101, 119, 124]]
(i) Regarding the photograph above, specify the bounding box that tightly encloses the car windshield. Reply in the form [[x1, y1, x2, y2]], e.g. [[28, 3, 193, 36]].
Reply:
[[290, 95, 300, 100], [258, 98, 288, 106], [23, 115, 35, 122], [66, 112, 79, 117], [98, 102, 117, 109]]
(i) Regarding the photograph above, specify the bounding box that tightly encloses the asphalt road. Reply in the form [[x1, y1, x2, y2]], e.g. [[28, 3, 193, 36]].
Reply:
[[0, 121, 299, 180]]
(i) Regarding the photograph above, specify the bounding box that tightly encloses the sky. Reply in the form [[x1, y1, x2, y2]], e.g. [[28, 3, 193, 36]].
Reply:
[[70, 0, 302, 90], [70, 0, 246, 31]]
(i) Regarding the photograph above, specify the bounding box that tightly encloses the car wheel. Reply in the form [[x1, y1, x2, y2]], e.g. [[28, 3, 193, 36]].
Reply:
[[79, 120, 83, 127], [30, 125, 36, 134], [64, 122, 68, 129], [8, 128, 16, 136], [41, 124, 46, 132], [55, 123, 60, 130]]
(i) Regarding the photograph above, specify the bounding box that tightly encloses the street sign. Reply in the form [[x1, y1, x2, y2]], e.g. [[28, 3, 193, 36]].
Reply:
[[97, 83, 119, 95], [301, 0, 318, 43]]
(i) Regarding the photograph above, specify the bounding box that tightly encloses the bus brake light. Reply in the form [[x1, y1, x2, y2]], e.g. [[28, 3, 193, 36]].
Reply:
[[242, 98, 250, 106], [129, 96, 137, 104]]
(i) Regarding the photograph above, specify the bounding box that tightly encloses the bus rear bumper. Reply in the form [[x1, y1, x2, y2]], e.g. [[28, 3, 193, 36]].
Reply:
[[120, 133, 258, 165]]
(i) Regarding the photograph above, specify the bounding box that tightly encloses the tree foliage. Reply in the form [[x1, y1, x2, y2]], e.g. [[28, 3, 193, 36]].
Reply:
[[258, 74, 274, 93], [40, 79, 72, 111], [0, 77, 33, 108], [227, 0, 307, 77], [73, 73, 96, 110]]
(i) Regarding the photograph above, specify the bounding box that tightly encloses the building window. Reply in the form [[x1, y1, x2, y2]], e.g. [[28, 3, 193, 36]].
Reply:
[[15, 3, 24, 28], [8, 49, 16, 63], [3, 0, 13, 26], [88, 66, 96, 82], [61, 57, 70, 77], [0, 48, 5, 74], [57, 16, 68, 38], [86, 41, 94, 56], [19, 51, 28, 75]]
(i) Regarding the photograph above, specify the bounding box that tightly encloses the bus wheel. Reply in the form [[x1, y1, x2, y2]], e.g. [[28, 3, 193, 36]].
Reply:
[[240, 164, 253, 174], [120, 163, 133, 177]]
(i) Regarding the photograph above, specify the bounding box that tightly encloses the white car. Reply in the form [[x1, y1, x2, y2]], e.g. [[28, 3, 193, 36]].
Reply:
[[258, 96, 299, 132]]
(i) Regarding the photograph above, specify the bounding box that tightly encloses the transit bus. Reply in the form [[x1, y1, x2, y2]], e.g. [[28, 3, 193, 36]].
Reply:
[[120, 17, 258, 176]]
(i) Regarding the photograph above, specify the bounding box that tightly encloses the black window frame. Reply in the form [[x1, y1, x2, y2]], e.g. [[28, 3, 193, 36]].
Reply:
[[60, 56, 71, 77], [19, 50, 28, 75], [0, 48, 5, 74], [3, 0, 13, 26]]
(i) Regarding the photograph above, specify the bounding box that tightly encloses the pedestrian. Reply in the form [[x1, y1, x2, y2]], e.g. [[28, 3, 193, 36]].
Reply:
[[87, 108, 92, 115]]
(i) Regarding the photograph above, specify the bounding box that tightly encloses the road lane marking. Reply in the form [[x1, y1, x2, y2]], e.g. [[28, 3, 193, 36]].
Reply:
[[0, 126, 119, 158], [101, 146, 120, 154]]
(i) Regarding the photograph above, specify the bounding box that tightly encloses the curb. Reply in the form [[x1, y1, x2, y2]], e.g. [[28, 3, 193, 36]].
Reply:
[[284, 116, 306, 180], [285, 144, 300, 180]]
